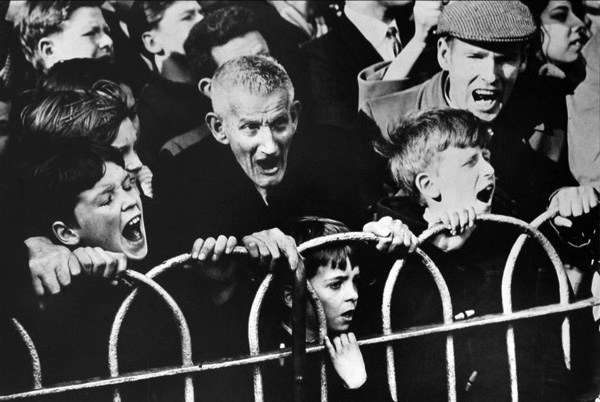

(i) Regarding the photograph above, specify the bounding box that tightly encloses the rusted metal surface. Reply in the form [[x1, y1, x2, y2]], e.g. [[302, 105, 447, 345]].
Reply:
[[108, 270, 194, 402], [10, 319, 42, 389]]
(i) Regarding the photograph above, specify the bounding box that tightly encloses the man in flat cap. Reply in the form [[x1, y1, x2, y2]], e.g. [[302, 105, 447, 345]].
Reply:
[[359, 0, 594, 225]]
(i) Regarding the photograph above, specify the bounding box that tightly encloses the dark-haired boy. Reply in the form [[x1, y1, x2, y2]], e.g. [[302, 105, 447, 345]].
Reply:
[[9, 139, 236, 399], [376, 108, 570, 402], [262, 216, 416, 401]]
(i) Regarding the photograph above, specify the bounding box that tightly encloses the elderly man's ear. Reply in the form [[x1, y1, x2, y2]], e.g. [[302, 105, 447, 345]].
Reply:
[[206, 112, 227, 144], [198, 78, 212, 99]]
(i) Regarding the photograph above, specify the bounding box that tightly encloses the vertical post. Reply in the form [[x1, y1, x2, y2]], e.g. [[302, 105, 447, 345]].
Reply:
[[292, 258, 307, 402]]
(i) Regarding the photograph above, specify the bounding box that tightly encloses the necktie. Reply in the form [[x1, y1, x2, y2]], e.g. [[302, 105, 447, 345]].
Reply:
[[386, 26, 402, 57]]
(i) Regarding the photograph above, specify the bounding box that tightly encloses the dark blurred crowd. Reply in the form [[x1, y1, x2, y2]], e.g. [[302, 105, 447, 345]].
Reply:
[[0, 1, 598, 401]]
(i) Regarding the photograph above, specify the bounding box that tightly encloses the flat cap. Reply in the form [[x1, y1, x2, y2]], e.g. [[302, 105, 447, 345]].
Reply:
[[438, 1, 536, 43]]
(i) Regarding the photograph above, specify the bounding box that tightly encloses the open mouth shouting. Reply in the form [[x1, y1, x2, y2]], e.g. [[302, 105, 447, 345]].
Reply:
[[472, 89, 500, 111], [255, 156, 280, 175], [476, 183, 495, 213], [122, 214, 147, 259]]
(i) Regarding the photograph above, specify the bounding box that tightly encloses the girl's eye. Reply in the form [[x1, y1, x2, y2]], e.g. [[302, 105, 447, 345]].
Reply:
[[329, 282, 342, 290]]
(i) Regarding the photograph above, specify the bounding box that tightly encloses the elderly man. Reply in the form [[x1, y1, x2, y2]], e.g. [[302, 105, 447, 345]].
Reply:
[[359, 1, 596, 224], [153, 55, 336, 263]]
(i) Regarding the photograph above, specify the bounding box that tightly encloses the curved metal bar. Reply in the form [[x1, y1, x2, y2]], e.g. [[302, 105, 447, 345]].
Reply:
[[109, 247, 249, 401], [498, 208, 568, 402], [144, 246, 249, 279], [248, 233, 378, 402], [381, 229, 456, 402], [10, 319, 42, 389], [248, 273, 274, 402], [108, 270, 194, 402], [306, 281, 328, 402]]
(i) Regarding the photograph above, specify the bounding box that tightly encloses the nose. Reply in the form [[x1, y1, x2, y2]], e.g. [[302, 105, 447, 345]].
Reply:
[[479, 57, 499, 84], [345, 282, 359, 304], [193, 10, 204, 24], [571, 14, 586, 35], [99, 31, 113, 52], [125, 151, 143, 175], [121, 189, 138, 212], [257, 126, 278, 156], [481, 157, 495, 178]]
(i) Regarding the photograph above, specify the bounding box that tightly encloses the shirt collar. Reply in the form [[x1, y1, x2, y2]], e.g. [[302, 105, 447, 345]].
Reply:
[[344, 6, 398, 60]]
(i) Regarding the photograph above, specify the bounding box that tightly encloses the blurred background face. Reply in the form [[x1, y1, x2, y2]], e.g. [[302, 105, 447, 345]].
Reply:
[[211, 31, 270, 67], [153, 1, 203, 56], [45, 7, 113, 70], [540, 0, 586, 67]]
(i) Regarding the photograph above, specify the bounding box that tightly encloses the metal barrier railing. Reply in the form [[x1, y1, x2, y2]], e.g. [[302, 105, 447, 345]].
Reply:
[[0, 211, 598, 402], [9, 319, 42, 390]]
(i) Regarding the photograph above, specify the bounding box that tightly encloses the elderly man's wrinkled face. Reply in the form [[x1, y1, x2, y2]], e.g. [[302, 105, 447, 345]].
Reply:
[[209, 88, 300, 198], [438, 38, 527, 123]]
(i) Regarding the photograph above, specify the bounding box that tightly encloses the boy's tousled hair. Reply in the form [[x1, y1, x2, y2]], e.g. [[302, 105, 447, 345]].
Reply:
[[21, 138, 123, 240], [377, 108, 490, 203], [184, 6, 260, 82], [211, 55, 294, 113], [20, 80, 132, 147], [286, 217, 352, 279], [18, 1, 104, 70]]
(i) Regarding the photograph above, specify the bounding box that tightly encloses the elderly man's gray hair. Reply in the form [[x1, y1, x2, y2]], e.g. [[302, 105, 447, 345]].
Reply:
[[210, 55, 295, 113]]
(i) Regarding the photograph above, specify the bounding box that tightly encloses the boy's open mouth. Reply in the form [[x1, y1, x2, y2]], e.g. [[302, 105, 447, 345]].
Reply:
[[122, 215, 143, 242], [340, 310, 354, 320], [476, 184, 495, 203]]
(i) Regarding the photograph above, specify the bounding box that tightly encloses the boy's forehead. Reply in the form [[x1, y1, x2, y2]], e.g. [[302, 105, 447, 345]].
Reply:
[[158, 1, 201, 25], [313, 258, 358, 279]]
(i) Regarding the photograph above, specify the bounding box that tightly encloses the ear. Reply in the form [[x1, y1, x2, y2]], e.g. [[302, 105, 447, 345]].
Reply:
[[290, 100, 301, 133], [52, 221, 81, 247], [518, 45, 528, 73], [206, 112, 229, 145], [415, 172, 441, 203], [437, 37, 451, 71], [198, 78, 212, 99], [38, 38, 55, 67], [141, 31, 163, 55], [283, 285, 293, 309]]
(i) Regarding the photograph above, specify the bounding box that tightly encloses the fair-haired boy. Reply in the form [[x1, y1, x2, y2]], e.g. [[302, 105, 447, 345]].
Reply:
[[264, 216, 416, 401], [376, 108, 569, 402]]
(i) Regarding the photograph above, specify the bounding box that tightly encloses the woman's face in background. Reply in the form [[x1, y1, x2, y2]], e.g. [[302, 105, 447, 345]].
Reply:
[[540, 1, 587, 67]]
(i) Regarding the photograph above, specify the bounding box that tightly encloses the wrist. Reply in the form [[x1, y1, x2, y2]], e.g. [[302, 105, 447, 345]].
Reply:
[[343, 373, 367, 390]]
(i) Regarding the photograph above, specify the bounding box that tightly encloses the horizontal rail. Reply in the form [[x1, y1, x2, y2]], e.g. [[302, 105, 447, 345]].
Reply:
[[2, 297, 596, 401]]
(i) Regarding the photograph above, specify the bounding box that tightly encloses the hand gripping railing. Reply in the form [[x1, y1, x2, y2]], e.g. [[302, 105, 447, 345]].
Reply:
[[108, 270, 195, 402], [108, 247, 249, 402], [248, 232, 382, 402], [382, 226, 456, 402], [9, 318, 42, 390], [499, 209, 570, 402], [381, 212, 570, 402]]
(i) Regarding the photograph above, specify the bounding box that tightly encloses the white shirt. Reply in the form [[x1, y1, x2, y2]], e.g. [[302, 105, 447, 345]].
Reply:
[[344, 6, 400, 61]]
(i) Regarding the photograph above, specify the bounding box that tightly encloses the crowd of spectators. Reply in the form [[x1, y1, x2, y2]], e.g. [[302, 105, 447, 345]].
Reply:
[[0, 1, 598, 401]]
